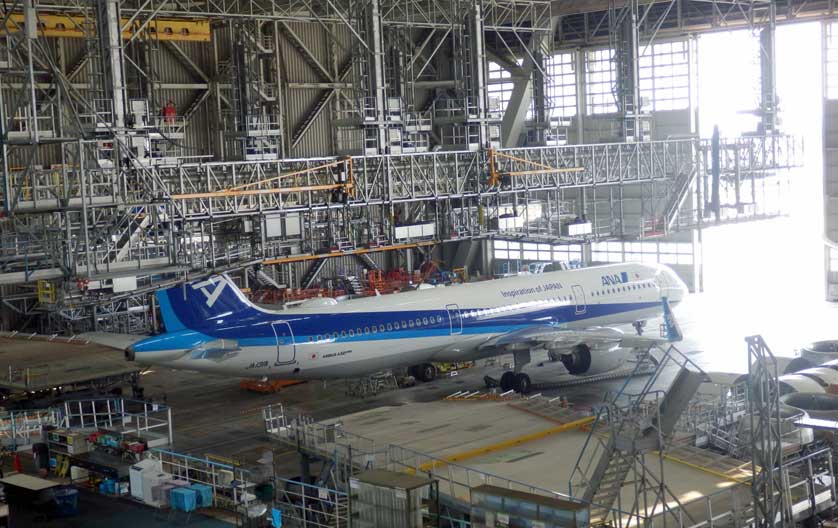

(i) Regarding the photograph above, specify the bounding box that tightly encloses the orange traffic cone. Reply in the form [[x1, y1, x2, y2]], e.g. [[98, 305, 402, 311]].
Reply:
[[12, 452, 22, 473]]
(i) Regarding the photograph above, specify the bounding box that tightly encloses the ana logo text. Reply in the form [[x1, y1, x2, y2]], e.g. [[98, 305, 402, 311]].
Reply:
[[601, 271, 629, 286], [191, 277, 228, 308]]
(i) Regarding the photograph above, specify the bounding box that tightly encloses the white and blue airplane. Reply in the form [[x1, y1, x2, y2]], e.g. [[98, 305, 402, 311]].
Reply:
[[98, 262, 686, 394]]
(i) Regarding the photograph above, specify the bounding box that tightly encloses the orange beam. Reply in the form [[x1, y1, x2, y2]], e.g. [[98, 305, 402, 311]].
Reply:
[[262, 241, 437, 266], [172, 158, 354, 200], [505, 168, 586, 176], [4, 14, 211, 42], [171, 183, 349, 200], [489, 149, 584, 185], [227, 160, 344, 192]]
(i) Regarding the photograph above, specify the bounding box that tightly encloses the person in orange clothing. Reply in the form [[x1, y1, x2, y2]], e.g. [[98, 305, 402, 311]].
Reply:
[[162, 100, 176, 125]]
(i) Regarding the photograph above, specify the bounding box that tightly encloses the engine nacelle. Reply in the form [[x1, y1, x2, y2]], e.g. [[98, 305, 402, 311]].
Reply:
[[558, 343, 629, 376]]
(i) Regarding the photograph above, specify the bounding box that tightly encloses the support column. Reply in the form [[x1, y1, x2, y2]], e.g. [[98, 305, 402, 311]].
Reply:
[[367, 0, 388, 153], [758, 1, 778, 134], [103, 0, 126, 131], [501, 18, 559, 147], [614, 0, 641, 141], [500, 35, 542, 148], [574, 48, 585, 144], [466, 0, 490, 147]]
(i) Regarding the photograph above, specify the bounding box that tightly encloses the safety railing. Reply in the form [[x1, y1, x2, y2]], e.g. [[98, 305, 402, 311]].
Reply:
[[663, 448, 835, 528], [149, 448, 256, 511], [7, 364, 50, 389], [263, 403, 639, 526], [263, 404, 380, 473], [0, 408, 63, 449], [274, 474, 349, 528], [63, 398, 173, 446]]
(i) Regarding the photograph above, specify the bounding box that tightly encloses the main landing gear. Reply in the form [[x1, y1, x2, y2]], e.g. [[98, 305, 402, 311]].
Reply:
[[488, 349, 532, 394], [409, 363, 437, 383]]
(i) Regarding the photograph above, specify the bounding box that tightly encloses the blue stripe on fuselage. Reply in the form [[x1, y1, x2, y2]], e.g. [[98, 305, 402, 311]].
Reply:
[[132, 301, 659, 352]]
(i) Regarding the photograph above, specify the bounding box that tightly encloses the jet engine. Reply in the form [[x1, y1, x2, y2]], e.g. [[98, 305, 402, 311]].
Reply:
[[558, 343, 630, 376]]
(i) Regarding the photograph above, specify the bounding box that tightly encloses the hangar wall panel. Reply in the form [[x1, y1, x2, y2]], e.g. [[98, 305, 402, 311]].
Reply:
[[823, 99, 838, 300]]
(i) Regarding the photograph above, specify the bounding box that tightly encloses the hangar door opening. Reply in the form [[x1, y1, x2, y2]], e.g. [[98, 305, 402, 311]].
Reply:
[[699, 24, 823, 304]]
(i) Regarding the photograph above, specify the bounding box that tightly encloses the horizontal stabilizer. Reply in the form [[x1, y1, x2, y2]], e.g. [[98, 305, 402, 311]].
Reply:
[[79, 332, 145, 351]]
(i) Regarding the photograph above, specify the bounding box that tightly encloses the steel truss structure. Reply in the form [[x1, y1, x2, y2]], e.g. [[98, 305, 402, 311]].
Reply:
[[0, 0, 808, 334], [0, 131, 800, 332]]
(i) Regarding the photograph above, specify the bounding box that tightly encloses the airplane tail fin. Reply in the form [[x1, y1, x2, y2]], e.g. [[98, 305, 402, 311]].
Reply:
[[661, 297, 683, 342], [157, 274, 259, 332]]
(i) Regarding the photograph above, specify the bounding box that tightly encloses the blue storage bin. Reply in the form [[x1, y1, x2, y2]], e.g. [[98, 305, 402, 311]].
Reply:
[[53, 487, 79, 517], [170, 487, 198, 512], [99, 479, 116, 495], [189, 483, 212, 507]]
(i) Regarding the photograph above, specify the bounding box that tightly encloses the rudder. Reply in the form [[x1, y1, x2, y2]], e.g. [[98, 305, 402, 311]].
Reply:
[[157, 274, 259, 332]]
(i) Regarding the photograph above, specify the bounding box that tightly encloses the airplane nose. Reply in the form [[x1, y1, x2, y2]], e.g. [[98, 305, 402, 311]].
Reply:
[[662, 268, 688, 302], [125, 346, 135, 362]]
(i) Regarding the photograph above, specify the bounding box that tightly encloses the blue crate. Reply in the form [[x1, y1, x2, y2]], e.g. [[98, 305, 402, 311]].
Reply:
[[189, 483, 212, 507], [98, 479, 116, 495], [53, 487, 79, 517], [170, 487, 197, 513]]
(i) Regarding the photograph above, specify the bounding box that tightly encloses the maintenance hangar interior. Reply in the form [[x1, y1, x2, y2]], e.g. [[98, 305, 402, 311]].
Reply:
[[0, 1, 837, 527]]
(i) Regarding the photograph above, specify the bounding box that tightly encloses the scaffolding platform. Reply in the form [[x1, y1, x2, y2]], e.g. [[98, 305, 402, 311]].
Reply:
[[269, 397, 834, 528], [0, 337, 139, 401]]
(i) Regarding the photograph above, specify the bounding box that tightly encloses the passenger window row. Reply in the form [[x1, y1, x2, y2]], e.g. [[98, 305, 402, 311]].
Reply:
[[311, 315, 445, 342], [591, 281, 654, 298]]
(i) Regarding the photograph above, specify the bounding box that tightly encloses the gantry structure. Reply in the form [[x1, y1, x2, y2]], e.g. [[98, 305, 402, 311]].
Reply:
[[0, 0, 817, 333]]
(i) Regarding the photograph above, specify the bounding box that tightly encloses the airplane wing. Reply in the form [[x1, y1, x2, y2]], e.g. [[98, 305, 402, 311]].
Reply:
[[478, 297, 682, 354], [479, 326, 627, 353], [80, 332, 146, 351]]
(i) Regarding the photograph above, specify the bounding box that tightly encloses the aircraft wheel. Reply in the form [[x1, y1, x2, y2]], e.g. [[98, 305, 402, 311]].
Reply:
[[408, 365, 420, 379], [418, 363, 437, 383], [514, 373, 532, 395], [499, 371, 516, 392]]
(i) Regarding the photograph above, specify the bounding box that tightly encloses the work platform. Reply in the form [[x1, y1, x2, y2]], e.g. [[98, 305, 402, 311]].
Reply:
[[0, 335, 139, 401], [269, 397, 834, 528], [328, 400, 747, 514]]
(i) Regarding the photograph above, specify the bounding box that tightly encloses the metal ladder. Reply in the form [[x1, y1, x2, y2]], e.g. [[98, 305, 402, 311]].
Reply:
[[354, 252, 379, 271], [301, 258, 328, 289], [570, 344, 706, 526], [344, 276, 364, 295]]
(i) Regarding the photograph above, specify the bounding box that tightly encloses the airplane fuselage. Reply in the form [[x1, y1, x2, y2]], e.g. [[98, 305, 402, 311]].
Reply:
[[129, 263, 687, 379]]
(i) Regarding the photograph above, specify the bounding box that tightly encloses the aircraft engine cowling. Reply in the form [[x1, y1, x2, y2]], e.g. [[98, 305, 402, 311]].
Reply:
[[558, 343, 629, 376]]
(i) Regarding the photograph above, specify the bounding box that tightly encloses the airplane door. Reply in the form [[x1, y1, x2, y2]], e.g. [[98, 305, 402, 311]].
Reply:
[[271, 321, 296, 365], [571, 285, 586, 315], [446, 304, 463, 335]]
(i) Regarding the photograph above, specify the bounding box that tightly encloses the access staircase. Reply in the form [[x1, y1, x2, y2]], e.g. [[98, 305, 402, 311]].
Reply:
[[354, 252, 379, 271], [344, 276, 364, 296], [663, 164, 700, 233], [247, 268, 284, 290], [301, 258, 328, 289], [570, 343, 706, 526]]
